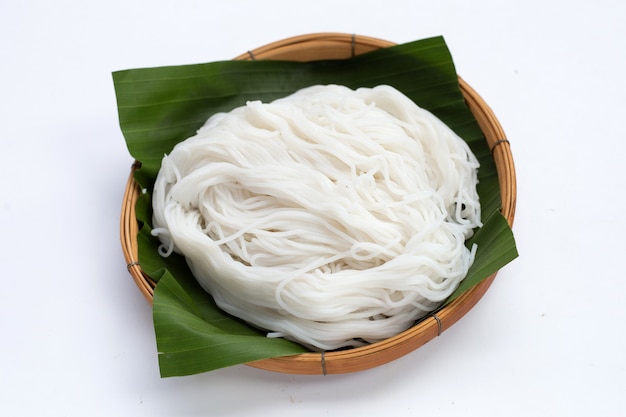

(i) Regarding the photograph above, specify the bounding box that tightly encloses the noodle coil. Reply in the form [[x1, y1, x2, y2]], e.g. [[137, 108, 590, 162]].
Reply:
[[152, 84, 481, 350]]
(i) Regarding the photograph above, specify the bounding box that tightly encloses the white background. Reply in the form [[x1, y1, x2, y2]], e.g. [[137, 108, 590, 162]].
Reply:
[[1, 0, 625, 416]]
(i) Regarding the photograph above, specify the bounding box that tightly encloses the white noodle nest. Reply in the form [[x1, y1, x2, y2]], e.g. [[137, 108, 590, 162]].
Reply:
[[152, 84, 481, 351]]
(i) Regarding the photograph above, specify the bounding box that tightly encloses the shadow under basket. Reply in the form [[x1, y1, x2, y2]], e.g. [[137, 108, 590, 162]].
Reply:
[[120, 33, 517, 375]]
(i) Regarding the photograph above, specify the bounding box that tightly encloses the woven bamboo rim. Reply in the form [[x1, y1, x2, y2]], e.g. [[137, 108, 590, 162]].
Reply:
[[120, 33, 516, 375]]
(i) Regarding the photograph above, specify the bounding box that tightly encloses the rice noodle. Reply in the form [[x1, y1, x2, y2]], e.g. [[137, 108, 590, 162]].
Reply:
[[151, 84, 481, 351]]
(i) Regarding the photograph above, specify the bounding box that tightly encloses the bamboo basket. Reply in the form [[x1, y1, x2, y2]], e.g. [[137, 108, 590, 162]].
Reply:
[[120, 33, 517, 375]]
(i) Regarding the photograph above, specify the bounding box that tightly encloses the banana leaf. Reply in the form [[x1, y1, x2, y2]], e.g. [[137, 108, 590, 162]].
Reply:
[[113, 36, 518, 377]]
